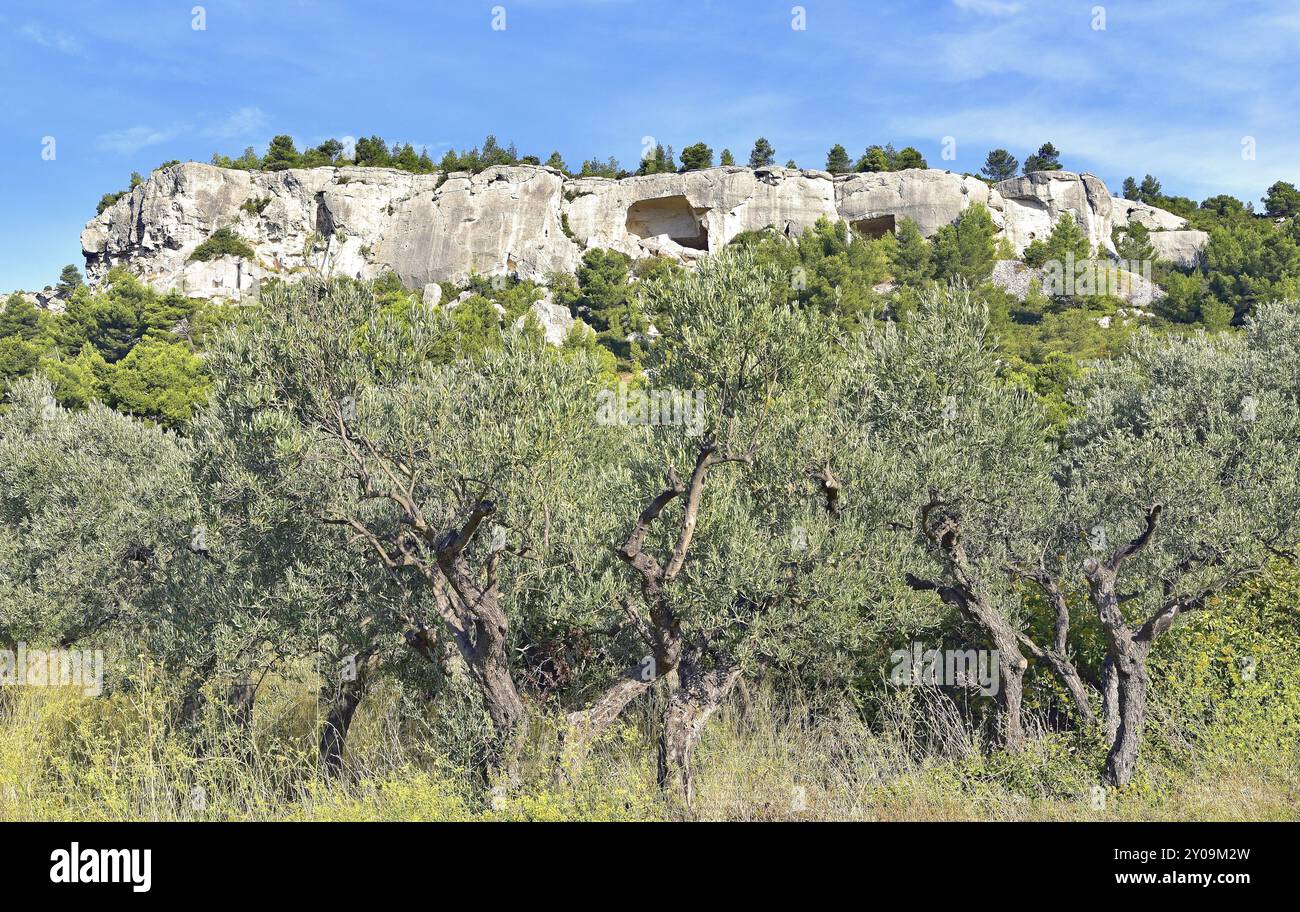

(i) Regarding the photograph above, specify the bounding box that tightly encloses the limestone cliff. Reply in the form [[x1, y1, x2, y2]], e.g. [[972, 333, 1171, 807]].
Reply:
[[81, 161, 1175, 301]]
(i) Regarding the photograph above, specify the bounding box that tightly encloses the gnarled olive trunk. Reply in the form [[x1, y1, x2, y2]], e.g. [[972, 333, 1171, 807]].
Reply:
[[434, 519, 528, 773], [560, 452, 715, 778], [226, 678, 257, 730], [318, 652, 379, 778], [657, 657, 743, 810], [906, 499, 1070, 756], [401, 581, 525, 781], [176, 655, 219, 731], [1009, 568, 1097, 729], [319, 683, 365, 779], [559, 671, 653, 776], [1102, 633, 1152, 787], [465, 621, 526, 743], [560, 603, 683, 776], [995, 654, 1026, 752], [1100, 654, 1120, 744], [220, 676, 259, 765], [1082, 513, 1167, 788], [1039, 650, 1095, 727]]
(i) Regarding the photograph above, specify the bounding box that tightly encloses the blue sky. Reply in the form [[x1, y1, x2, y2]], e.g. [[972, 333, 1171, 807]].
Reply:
[[2, 0, 1298, 290]]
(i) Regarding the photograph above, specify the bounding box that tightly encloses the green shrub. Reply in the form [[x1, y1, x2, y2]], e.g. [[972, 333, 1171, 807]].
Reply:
[[189, 227, 255, 262]]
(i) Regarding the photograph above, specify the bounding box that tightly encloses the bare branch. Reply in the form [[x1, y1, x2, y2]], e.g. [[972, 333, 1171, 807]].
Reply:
[[664, 444, 722, 583], [1107, 503, 1162, 572], [616, 466, 686, 594]]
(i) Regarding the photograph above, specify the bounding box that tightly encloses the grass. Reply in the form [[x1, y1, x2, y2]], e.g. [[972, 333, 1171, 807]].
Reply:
[[1, 668, 1295, 822]]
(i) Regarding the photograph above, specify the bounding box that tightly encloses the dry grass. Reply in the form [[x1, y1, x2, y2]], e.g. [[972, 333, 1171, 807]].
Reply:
[[1, 672, 1296, 822]]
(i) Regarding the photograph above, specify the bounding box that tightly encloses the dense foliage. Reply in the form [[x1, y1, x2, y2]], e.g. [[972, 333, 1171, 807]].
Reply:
[[13, 152, 1300, 818], [3, 243, 1299, 816], [0, 268, 239, 427]]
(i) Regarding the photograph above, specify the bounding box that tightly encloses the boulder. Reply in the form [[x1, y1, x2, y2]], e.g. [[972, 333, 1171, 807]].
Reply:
[[990, 258, 1163, 308], [2, 290, 67, 314], [1149, 229, 1209, 268], [513, 295, 578, 345]]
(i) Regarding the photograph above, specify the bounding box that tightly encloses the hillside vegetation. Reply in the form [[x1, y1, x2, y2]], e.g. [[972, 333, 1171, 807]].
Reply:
[[5, 152, 1300, 820]]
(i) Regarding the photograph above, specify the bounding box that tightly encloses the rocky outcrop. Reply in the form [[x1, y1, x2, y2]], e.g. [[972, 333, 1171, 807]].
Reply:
[[993, 171, 1116, 255], [990, 258, 1163, 308], [83, 161, 1127, 301], [839, 169, 1000, 237], [1111, 197, 1187, 232], [3, 288, 70, 313], [513, 294, 577, 345], [1149, 230, 1210, 268], [565, 166, 838, 259], [1109, 197, 1209, 267]]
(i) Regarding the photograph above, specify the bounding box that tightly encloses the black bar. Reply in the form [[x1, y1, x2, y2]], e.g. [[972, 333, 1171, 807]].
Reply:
[[2, 821, 1283, 899]]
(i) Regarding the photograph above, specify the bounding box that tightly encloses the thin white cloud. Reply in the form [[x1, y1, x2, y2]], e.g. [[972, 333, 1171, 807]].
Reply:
[[202, 106, 267, 139], [19, 21, 82, 55], [952, 0, 1023, 15], [97, 107, 268, 155], [97, 125, 186, 155], [890, 105, 1298, 201], [932, 23, 1103, 82]]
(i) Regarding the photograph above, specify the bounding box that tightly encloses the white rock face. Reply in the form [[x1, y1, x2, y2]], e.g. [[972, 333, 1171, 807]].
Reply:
[[83, 162, 1126, 299], [1109, 198, 1207, 267], [169, 258, 268, 303], [837, 169, 1001, 237], [1111, 197, 1186, 232], [382, 166, 577, 286], [3, 288, 69, 313], [990, 258, 1164, 307], [1149, 230, 1210, 268], [563, 166, 838, 258], [994, 171, 1116, 255], [513, 295, 577, 345]]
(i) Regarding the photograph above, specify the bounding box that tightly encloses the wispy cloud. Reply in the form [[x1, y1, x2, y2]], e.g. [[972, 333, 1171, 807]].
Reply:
[[97, 125, 187, 155], [889, 104, 1297, 200], [202, 106, 267, 140], [19, 21, 82, 55], [96, 107, 266, 155], [951, 0, 1023, 15]]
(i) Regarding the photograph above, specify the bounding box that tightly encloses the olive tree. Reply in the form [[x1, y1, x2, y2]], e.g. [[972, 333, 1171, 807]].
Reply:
[[192, 308, 450, 771], [1060, 301, 1300, 785], [202, 278, 626, 775], [842, 285, 1094, 751], [572, 249, 852, 802], [0, 377, 193, 662]]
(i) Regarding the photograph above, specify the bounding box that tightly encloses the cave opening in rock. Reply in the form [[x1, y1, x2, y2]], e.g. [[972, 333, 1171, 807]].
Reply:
[[625, 195, 709, 250], [851, 215, 896, 239]]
